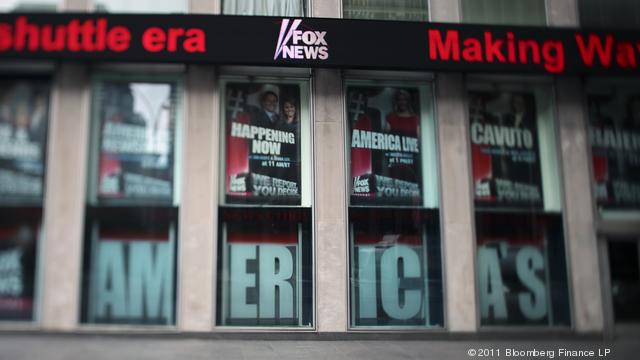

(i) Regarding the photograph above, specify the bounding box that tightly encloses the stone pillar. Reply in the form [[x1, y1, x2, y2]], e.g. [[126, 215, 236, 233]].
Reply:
[[41, 64, 90, 330], [313, 69, 347, 332], [435, 73, 478, 332], [178, 66, 218, 331], [546, 0, 579, 27], [555, 78, 604, 333]]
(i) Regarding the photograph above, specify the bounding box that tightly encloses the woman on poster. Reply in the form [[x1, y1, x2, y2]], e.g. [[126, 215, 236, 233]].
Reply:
[[383, 89, 420, 183], [384, 89, 419, 137], [276, 98, 300, 184]]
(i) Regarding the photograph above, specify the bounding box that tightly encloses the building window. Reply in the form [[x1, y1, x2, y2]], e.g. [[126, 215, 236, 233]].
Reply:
[[0, 0, 60, 12], [580, 0, 640, 29], [343, 0, 428, 22], [81, 75, 182, 325], [217, 78, 313, 327], [94, 0, 186, 13], [608, 238, 640, 323], [461, 0, 546, 26], [346, 81, 443, 328], [468, 81, 570, 326], [0, 78, 50, 321], [586, 79, 640, 215], [222, 0, 305, 17]]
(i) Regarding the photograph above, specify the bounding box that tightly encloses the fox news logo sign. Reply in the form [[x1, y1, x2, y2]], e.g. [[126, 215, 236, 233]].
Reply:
[[274, 19, 328, 60]]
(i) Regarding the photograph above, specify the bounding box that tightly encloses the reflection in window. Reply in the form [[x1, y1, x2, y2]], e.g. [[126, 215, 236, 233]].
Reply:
[[222, 0, 304, 16], [476, 213, 569, 326], [468, 83, 570, 327], [217, 208, 312, 326], [461, 0, 546, 26], [0, 78, 49, 322], [580, 0, 640, 29], [346, 83, 443, 328], [0, 0, 59, 12], [95, 82, 176, 204], [217, 78, 312, 328], [94, 0, 186, 13], [84, 207, 176, 325], [81, 77, 181, 325], [0, 80, 49, 204], [350, 208, 442, 327], [343, 0, 428, 22], [586, 80, 640, 213], [608, 239, 640, 323]]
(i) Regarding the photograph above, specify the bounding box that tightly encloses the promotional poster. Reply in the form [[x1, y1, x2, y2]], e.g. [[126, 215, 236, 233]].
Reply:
[[469, 91, 543, 209], [0, 79, 49, 203], [224, 83, 301, 205], [97, 82, 176, 203], [0, 222, 38, 321], [347, 86, 423, 206], [87, 227, 175, 325], [588, 93, 640, 210]]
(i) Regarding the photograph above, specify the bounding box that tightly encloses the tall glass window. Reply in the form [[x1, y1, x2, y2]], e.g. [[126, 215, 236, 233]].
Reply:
[[0, 78, 50, 321], [343, 0, 428, 22], [580, 0, 640, 29], [0, 0, 60, 12], [216, 78, 313, 327], [461, 0, 546, 26], [586, 79, 640, 325], [94, 0, 186, 13], [222, 0, 305, 16], [81, 75, 182, 325], [468, 81, 570, 326], [346, 81, 443, 328]]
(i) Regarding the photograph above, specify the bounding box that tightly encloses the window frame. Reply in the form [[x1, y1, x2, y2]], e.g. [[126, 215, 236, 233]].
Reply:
[[0, 74, 53, 325], [343, 73, 446, 331], [221, 0, 310, 17], [340, 0, 430, 22], [91, 0, 188, 14], [79, 70, 184, 327], [584, 77, 640, 331], [214, 69, 316, 330], [464, 74, 573, 330], [460, 0, 549, 26]]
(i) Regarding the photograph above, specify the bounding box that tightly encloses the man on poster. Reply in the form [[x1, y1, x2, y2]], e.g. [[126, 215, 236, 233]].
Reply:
[[250, 90, 280, 129], [499, 93, 537, 182], [470, 91, 542, 208]]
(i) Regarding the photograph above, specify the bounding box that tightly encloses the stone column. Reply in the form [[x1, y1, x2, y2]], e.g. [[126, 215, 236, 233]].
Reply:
[[41, 64, 90, 330]]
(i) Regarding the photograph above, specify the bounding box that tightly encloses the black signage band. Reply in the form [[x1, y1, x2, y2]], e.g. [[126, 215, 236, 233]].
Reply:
[[1, 13, 640, 75]]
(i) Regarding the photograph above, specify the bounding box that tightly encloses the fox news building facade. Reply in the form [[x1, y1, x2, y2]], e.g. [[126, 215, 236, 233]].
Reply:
[[0, 0, 639, 336]]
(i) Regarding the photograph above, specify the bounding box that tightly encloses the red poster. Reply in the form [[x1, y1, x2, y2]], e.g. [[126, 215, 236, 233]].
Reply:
[[224, 83, 301, 205], [469, 91, 543, 209], [347, 86, 423, 206]]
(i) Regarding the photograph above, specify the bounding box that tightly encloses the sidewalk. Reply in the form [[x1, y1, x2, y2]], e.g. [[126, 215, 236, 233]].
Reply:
[[1, 333, 639, 360]]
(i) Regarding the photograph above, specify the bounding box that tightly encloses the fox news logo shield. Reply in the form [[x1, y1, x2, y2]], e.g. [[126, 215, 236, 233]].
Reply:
[[274, 19, 328, 60]]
